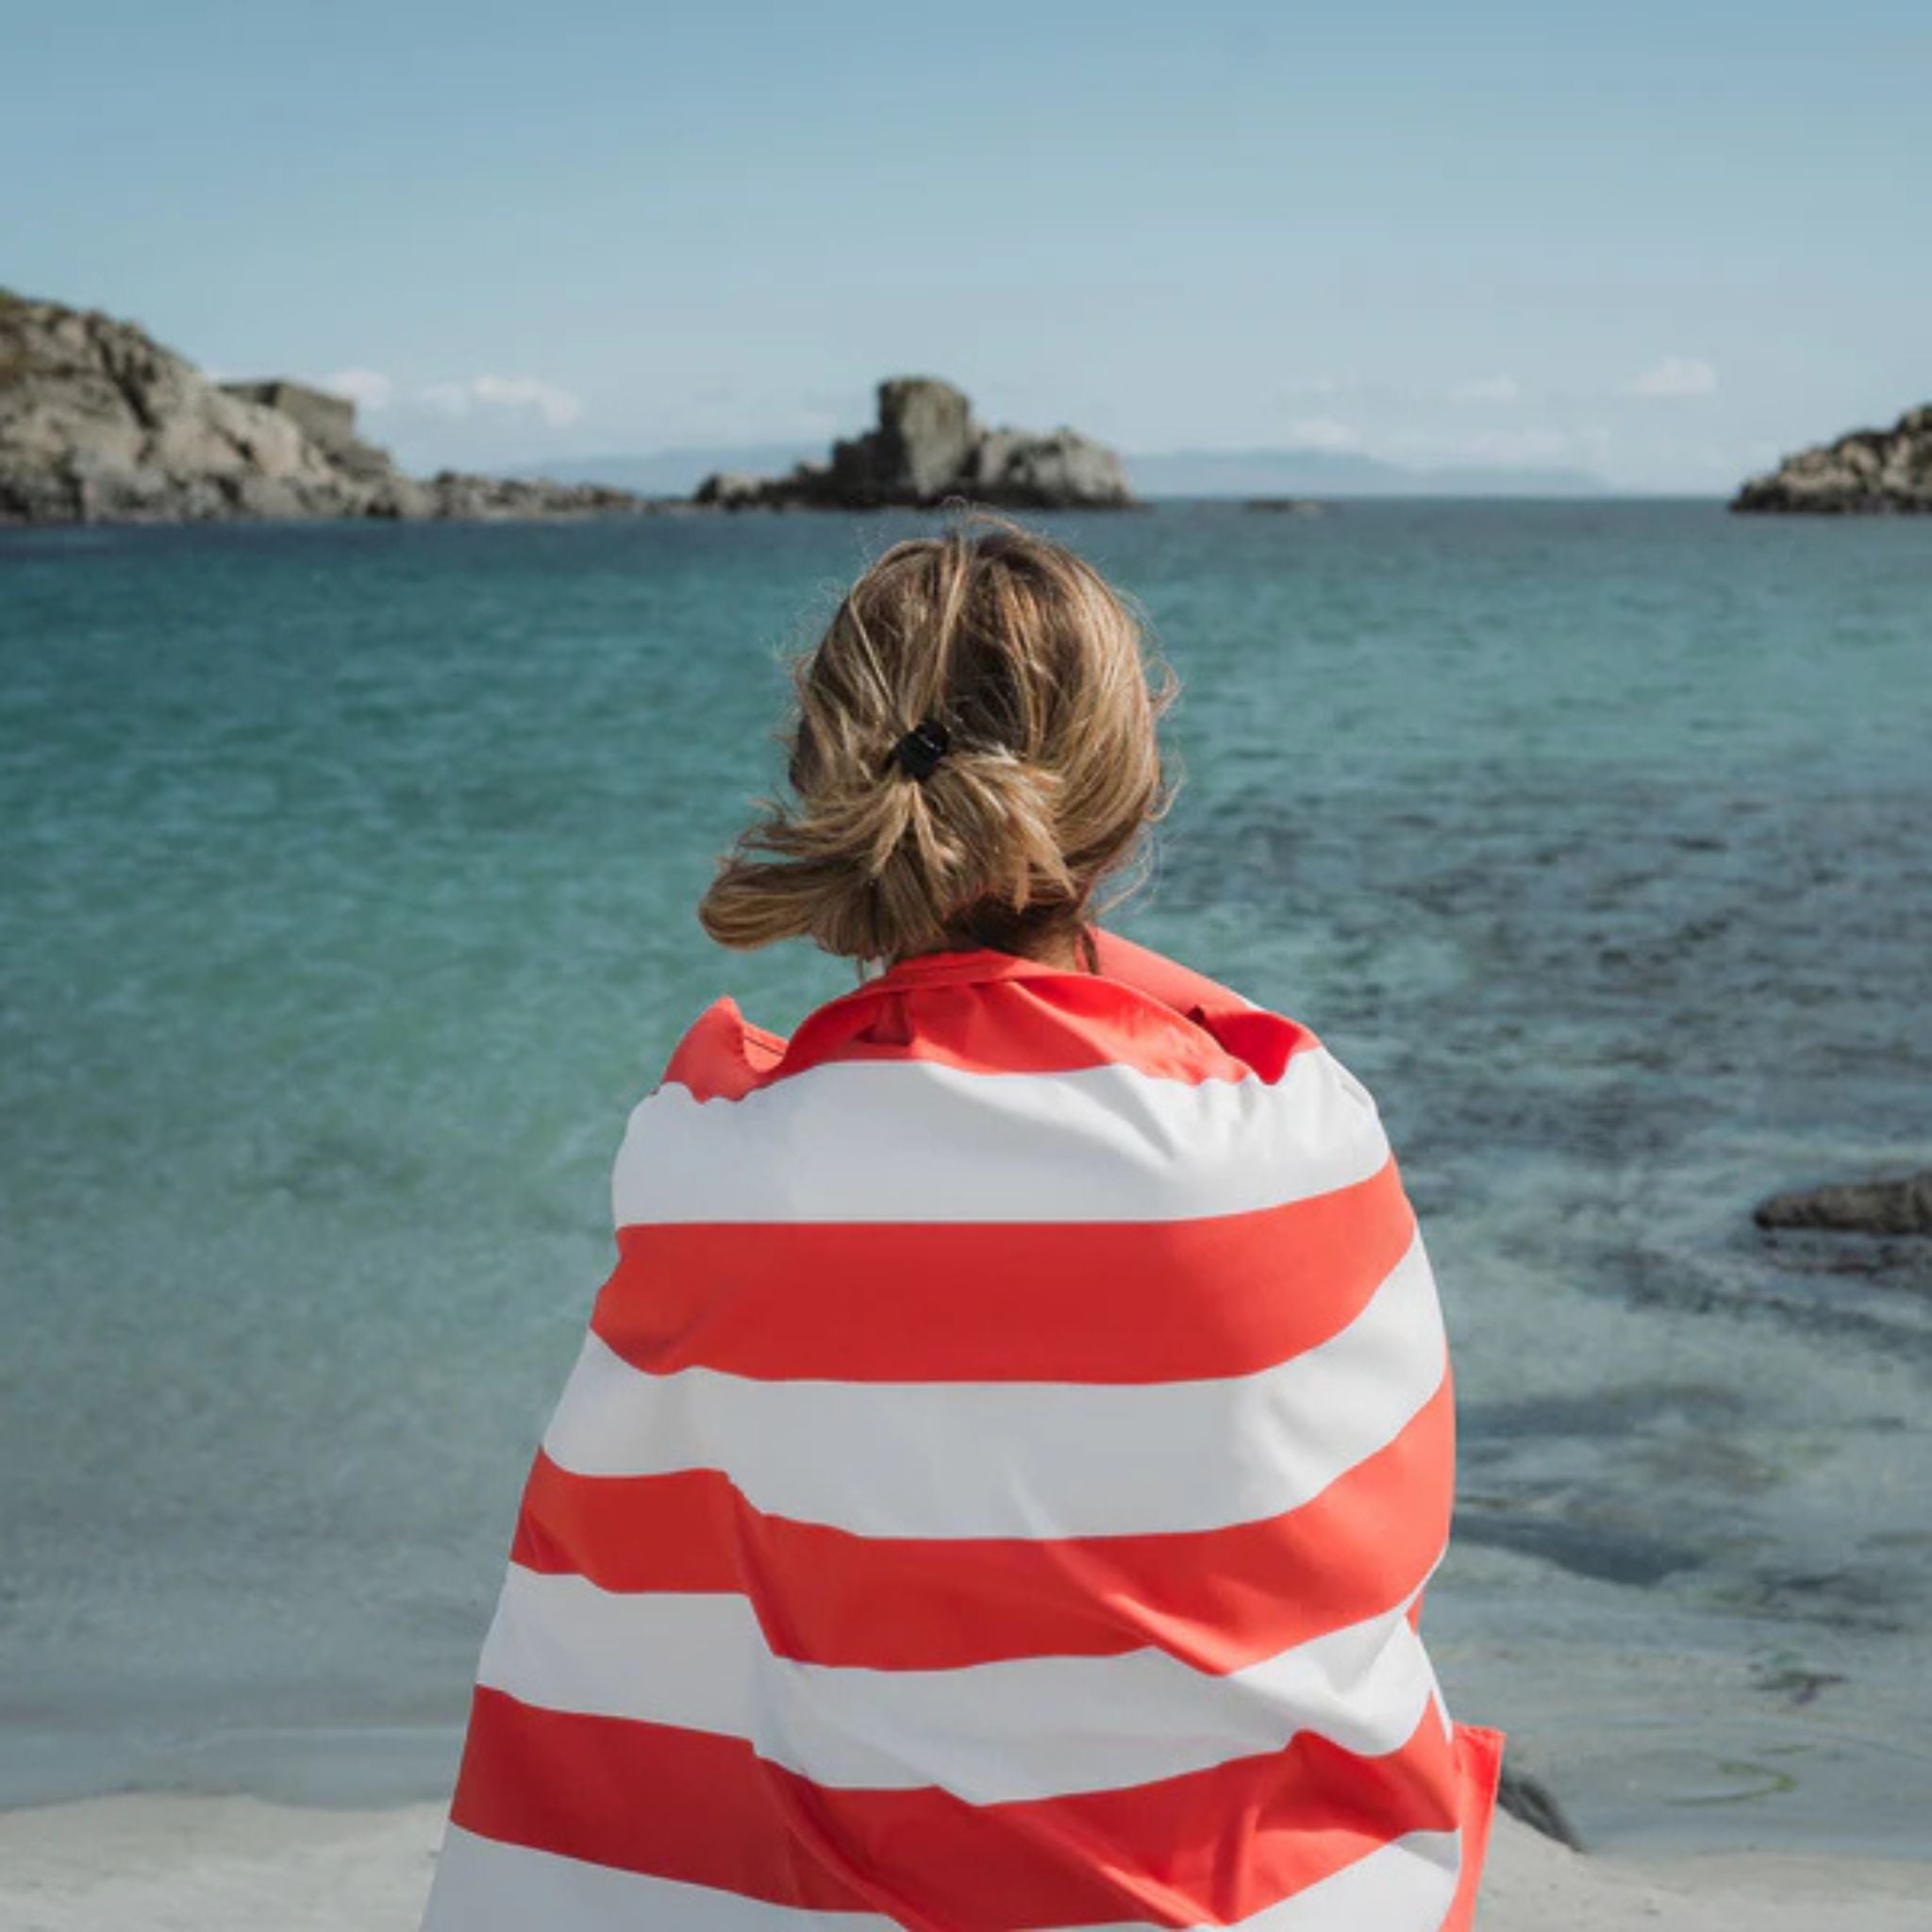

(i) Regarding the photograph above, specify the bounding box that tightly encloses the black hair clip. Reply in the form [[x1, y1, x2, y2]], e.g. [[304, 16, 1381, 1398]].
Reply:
[[891, 717, 951, 782]]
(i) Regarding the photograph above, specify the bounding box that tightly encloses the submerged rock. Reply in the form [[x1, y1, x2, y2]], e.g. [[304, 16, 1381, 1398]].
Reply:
[[0, 290, 658, 525], [1497, 1762, 1586, 1851], [1732, 406, 1932, 514], [695, 376, 1135, 510], [1754, 1170, 1932, 1236]]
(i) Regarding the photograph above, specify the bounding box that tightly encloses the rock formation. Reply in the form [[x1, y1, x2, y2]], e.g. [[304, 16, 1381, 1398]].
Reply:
[[1496, 1763, 1584, 1852], [1754, 1170, 1932, 1236], [0, 291, 658, 525], [217, 378, 361, 450], [418, 470, 654, 520], [695, 377, 1135, 510], [1732, 406, 1932, 513]]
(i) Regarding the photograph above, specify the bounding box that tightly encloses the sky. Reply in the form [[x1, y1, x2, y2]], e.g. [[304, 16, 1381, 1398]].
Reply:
[[4, 1, 1927, 491]]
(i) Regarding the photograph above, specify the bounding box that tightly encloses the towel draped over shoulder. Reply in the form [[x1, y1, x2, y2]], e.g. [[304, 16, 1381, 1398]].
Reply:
[[424, 932, 1503, 1932]]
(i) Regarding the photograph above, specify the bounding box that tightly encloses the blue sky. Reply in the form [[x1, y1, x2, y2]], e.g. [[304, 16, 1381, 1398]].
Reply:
[[6, 1, 1926, 490]]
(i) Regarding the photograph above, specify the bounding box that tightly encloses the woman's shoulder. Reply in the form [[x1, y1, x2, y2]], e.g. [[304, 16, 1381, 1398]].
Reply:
[[612, 937, 1393, 1237], [656, 994, 787, 1104], [646, 931, 1343, 1104]]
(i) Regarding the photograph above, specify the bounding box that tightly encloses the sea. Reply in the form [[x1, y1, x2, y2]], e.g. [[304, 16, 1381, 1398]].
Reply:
[[2, 500, 1928, 1855]]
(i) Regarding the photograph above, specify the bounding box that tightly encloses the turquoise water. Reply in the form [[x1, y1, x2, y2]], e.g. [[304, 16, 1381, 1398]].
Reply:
[[3, 503, 1929, 1851]]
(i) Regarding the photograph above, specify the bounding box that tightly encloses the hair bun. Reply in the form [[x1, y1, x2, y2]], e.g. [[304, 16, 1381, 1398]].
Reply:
[[890, 718, 951, 783], [699, 512, 1175, 962]]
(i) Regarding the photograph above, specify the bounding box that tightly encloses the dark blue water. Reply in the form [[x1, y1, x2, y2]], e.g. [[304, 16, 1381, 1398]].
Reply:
[[3, 503, 1928, 1850]]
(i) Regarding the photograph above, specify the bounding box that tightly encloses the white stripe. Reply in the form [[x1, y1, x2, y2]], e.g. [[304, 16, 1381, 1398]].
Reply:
[[542, 1228, 1446, 1538], [422, 1823, 885, 1932], [423, 1823, 1461, 1932], [476, 1569, 1441, 1804], [614, 1046, 1387, 1226], [1233, 1831, 1461, 1932]]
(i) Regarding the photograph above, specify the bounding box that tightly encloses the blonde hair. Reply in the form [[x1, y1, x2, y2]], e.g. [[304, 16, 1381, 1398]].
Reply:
[[698, 510, 1177, 964]]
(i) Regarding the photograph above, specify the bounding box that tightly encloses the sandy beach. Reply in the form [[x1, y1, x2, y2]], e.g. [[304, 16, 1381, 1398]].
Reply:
[[2, 1797, 1928, 1932]]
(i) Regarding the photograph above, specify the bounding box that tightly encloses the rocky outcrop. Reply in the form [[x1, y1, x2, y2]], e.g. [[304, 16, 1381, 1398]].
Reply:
[[1732, 406, 1932, 514], [696, 377, 1135, 510], [218, 378, 360, 450], [0, 291, 658, 525], [1497, 1763, 1584, 1851], [1754, 1170, 1932, 1236], [418, 471, 657, 521]]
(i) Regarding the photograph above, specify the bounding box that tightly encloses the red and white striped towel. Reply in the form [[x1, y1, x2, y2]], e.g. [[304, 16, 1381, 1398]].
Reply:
[[425, 932, 1503, 1931]]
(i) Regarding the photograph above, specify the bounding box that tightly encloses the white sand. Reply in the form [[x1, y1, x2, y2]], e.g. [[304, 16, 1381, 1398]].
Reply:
[[0, 1796, 1928, 1932]]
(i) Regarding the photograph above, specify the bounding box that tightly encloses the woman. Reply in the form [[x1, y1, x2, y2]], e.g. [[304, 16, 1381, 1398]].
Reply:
[[424, 515, 1502, 1931]]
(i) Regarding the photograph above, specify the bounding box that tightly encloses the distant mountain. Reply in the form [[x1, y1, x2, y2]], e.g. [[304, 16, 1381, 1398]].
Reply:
[[524, 441, 1610, 501], [1124, 447, 1611, 499]]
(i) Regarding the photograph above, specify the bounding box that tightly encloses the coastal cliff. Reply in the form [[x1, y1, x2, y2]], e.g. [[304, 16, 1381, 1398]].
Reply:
[[2, 296, 1135, 524], [0, 291, 656, 525], [1732, 405, 1932, 513], [695, 377, 1135, 510]]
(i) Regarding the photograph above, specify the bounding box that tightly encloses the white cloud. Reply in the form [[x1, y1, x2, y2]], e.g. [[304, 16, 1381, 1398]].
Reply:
[[318, 368, 394, 411], [469, 374, 583, 427], [1627, 356, 1717, 398], [412, 375, 584, 426], [1450, 375, 1520, 404], [1281, 375, 1341, 399], [1286, 416, 1362, 452]]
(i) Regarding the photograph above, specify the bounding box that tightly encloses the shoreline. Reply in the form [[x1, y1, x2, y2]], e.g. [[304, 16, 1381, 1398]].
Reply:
[[2, 1795, 1927, 1932]]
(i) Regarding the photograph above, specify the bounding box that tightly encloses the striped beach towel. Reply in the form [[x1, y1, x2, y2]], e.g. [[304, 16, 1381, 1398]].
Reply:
[[425, 932, 1503, 1931]]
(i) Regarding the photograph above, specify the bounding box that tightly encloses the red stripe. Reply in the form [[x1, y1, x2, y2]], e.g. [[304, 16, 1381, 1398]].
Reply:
[[1085, 929, 1257, 1028], [449, 1687, 1463, 1930], [1439, 1724, 1506, 1932], [593, 1160, 1414, 1384], [510, 1373, 1453, 1673], [659, 963, 1315, 1106], [658, 997, 787, 1103]]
